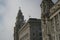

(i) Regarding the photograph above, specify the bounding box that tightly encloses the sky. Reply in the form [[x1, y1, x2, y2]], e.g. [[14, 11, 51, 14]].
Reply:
[[0, 0, 58, 40]]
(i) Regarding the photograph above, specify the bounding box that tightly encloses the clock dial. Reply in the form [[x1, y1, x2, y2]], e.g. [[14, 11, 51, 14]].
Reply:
[[20, 19, 22, 21]]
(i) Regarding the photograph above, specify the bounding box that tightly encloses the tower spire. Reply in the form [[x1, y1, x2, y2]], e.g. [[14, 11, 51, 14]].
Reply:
[[15, 7, 24, 29], [14, 7, 24, 40]]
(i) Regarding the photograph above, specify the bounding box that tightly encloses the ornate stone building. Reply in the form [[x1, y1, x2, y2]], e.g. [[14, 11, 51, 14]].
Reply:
[[40, 0, 60, 40], [18, 18, 42, 40], [14, 8, 42, 40], [14, 9, 24, 40]]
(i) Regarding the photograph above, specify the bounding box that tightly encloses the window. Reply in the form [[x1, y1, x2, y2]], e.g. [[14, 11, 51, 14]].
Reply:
[[55, 15, 59, 31], [51, 18, 55, 33], [39, 32, 42, 36], [59, 12, 60, 21], [39, 26, 42, 31], [33, 38, 35, 40], [59, 34, 60, 40], [56, 35, 58, 40], [59, 12, 60, 15], [33, 33, 35, 36], [52, 35, 55, 40], [39, 37, 42, 40]]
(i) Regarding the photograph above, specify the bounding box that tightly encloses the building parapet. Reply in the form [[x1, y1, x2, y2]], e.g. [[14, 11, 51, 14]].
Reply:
[[50, 1, 60, 16], [18, 18, 41, 34]]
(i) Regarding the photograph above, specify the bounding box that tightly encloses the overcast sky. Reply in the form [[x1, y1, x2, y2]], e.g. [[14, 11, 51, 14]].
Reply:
[[0, 0, 58, 40]]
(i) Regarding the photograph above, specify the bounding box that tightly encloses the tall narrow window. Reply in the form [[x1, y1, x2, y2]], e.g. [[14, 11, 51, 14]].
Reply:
[[51, 18, 54, 33], [59, 34, 60, 40], [55, 15, 59, 31]]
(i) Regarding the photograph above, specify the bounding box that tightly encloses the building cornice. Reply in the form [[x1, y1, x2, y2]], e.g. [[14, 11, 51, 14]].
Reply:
[[50, 9, 60, 19], [50, 1, 60, 16]]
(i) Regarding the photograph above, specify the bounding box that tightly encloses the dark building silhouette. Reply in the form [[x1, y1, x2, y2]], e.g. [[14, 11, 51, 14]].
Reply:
[[18, 18, 42, 40], [14, 9, 24, 40]]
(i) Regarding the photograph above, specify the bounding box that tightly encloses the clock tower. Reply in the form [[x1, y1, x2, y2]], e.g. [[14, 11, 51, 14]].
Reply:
[[16, 9, 24, 29], [14, 8, 24, 40]]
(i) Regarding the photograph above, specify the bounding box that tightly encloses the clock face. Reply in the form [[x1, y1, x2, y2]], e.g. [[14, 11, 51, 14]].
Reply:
[[20, 19, 22, 21]]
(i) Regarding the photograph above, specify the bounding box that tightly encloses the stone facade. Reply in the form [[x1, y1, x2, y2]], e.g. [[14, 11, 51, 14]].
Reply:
[[40, 0, 60, 40], [14, 9, 42, 40], [18, 18, 42, 40]]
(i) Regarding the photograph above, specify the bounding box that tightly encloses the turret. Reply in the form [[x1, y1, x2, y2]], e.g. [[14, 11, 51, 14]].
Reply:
[[14, 8, 25, 40], [40, 0, 54, 17], [15, 9, 24, 30]]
